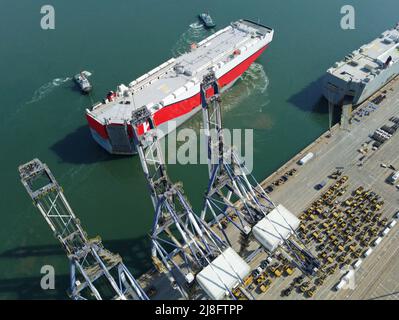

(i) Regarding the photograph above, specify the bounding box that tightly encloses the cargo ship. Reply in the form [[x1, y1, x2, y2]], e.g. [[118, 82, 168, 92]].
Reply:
[[323, 22, 399, 106], [86, 19, 274, 155]]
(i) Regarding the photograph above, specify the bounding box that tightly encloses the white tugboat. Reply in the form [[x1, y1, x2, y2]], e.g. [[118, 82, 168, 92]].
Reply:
[[74, 71, 92, 93]]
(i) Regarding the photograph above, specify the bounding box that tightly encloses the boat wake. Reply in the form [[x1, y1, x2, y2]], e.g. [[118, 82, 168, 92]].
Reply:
[[171, 22, 210, 57], [181, 63, 270, 132], [222, 63, 270, 112], [27, 77, 72, 104]]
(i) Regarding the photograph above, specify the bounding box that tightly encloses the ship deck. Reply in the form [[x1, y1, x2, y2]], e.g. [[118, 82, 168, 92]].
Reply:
[[88, 20, 272, 124], [327, 26, 399, 83]]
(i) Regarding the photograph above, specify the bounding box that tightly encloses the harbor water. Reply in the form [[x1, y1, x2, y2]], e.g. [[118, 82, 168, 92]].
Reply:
[[0, 0, 397, 298]]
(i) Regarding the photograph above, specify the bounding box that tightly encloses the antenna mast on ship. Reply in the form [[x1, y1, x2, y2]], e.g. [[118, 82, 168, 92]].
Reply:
[[18, 159, 148, 300]]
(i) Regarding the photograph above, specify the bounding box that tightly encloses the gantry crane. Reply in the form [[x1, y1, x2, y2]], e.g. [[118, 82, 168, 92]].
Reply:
[[200, 72, 320, 275], [131, 107, 249, 299], [18, 159, 148, 300]]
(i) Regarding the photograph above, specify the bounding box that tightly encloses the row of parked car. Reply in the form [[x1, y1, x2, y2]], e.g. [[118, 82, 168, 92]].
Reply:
[[371, 116, 399, 148]]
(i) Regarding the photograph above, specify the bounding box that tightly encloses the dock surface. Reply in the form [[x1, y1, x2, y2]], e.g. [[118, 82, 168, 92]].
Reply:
[[139, 77, 399, 300]]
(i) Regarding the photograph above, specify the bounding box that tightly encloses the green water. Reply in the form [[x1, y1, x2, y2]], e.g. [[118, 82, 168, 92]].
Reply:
[[0, 0, 397, 299]]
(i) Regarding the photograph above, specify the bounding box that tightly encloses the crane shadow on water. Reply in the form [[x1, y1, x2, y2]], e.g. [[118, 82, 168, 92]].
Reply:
[[0, 235, 152, 299]]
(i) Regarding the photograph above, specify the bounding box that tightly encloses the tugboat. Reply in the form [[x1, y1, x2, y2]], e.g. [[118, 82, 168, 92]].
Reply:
[[74, 71, 92, 93], [198, 13, 216, 28]]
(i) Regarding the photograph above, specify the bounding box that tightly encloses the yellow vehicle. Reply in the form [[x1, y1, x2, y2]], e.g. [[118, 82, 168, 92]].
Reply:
[[338, 245, 345, 252], [233, 288, 241, 297], [312, 232, 319, 239], [322, 222, 329, 229], [345, 199, 353, 206], [307, 286, 317, 298], [284, 266, 294, 276], [243, 275, 253, 287], [274, 269, 282, 277], [260, 281, 271, 293], [330, 234, 337, 241], [327, 256, 334, 264], [349, 245, 356, 252], [355, 186, 364, 195], [300, 282, 310, 292], [256, 275, 265, 284], [333, 212, 340, 219]]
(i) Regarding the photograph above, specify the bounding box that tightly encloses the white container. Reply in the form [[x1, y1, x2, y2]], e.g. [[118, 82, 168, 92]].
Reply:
[[382, 227, 391, 236], [353, 259, 363, 269], [299, 152, 314, 165], [373, 237, 383, 246], [364, 248, 373, 257], [389, 220, 397, 228], [336, 280, 346, 291]]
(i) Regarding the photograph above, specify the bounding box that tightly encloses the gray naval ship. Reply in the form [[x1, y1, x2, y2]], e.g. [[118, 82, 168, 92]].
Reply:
[[323, 22, 399, 106]]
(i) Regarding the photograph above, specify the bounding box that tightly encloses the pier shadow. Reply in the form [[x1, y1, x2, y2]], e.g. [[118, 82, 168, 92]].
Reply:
[[0, 235, 152, 299], [288, 76, 329, 114], [50, 125, 123, 164]]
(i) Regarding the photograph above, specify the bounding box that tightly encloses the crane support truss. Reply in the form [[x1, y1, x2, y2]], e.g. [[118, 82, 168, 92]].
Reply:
[[200, 72, 320, 275], [131, 107, 243, 299], [18, 159, 148, 300], [200, 72, 273, 233]]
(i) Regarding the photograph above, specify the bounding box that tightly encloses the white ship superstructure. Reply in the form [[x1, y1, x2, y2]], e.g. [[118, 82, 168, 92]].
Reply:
[[323, 23, 399, 106]]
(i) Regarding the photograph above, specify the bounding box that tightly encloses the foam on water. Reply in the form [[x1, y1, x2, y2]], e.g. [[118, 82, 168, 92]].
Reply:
[[171, 21, 210, 57], [27, 76, 72, 104], [222, 63, 270, 112], [180, 63, 270, 131]]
